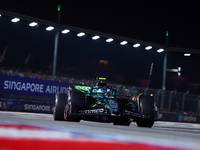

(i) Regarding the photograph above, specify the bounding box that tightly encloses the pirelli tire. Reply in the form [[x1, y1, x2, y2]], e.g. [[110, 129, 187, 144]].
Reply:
[[64, 102, 81, 122], [53, 93, 67, 121], [136, 95, 154, 128], [64, 89, 85, 122]]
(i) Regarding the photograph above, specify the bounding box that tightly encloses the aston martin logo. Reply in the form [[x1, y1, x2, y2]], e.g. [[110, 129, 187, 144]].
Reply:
[[78, 108, 104, 114]]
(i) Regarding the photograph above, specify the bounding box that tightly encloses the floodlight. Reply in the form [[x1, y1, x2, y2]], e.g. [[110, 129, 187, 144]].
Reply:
[[157, 49, 164, 53], [120, 41, 128, 45], [77, 32, 85, 37], [92, 35, 100, 40], [29, 22, 38, 27], [46, 26, 54, 31], [62, 29, 70, 34], [133, 43, 140, 47], [145, 46, 152, 50], [106, 38, 113, 42], [184, 53, 191, 56], [11, 18, 20, 23]]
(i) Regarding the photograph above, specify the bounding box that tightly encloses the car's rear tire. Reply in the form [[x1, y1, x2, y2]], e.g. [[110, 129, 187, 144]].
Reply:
[[53, 93, 67, 121], [64, 89, 85, 122], [69, 89, 85, 112], [136, 95, 154, 127]]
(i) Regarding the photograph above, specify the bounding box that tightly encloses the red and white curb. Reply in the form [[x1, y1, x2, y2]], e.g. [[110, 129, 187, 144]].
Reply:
[[0, 123, 190, 150]]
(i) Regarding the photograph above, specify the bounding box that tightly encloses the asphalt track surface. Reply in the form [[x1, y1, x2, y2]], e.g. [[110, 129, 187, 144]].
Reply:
[[0, 111, 200, 150]]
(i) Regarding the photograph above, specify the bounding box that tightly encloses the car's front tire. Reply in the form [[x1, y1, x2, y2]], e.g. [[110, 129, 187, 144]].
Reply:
[[136, 95, 154, 127]]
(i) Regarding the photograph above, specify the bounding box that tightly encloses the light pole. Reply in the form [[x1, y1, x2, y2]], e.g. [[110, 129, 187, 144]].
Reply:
[[160, 31, 169, 110], [52, 5, 61, 80], [160, 31, 182, 110]]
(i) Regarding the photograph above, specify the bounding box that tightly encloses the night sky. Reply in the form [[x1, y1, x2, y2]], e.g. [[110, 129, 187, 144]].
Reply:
[[1, 1, 200, 94]]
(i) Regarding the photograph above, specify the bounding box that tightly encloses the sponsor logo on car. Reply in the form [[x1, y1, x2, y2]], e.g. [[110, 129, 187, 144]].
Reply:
[[125, 110, 134, 115], [78, 108, 104, 114], [74, 85, 91, 91]]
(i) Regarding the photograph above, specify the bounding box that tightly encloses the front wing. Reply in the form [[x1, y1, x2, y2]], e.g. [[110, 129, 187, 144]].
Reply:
[[69, 108, 156, 120]]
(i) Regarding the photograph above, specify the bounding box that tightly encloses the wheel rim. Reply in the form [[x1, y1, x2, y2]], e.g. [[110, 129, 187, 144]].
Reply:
[[53, 106, 56, 119], [64, 103, 69, 120]]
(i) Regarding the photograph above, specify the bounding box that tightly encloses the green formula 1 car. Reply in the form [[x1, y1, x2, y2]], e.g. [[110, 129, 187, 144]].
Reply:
[[53, 80, 158, 127]]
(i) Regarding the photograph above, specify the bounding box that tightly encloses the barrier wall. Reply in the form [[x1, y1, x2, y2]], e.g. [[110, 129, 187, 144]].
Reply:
[[0, 99, 54, 114], [0, 75, 72, 98], [158, 112, 200, 123]]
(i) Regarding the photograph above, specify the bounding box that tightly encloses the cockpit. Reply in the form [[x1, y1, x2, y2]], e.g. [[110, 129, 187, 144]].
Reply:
[[90, 87, 116, 97]]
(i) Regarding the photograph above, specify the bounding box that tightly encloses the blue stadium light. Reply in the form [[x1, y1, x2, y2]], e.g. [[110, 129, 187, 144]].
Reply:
[[62, 29, 70, 34], [120, 41, 128, 45], [145, 46, 152, 50], [184, 53, 191, 56], [133, 43, 140, 47], [29, 22, 38, 27], [46, 26, 54, 31], [77, 32, 85, 37], [0, 14, 1, 17], [157, 49, 164, 53], [92, 35, 100, 40], [11, 18, 20, 23], [106, 38, 113, 42]]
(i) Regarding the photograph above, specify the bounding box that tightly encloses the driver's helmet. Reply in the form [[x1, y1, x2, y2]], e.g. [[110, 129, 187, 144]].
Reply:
[[97, 88, 106, 94]]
